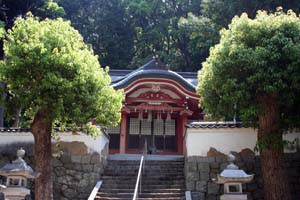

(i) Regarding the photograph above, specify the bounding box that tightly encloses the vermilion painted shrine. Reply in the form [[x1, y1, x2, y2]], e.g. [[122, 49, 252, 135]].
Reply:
[[108, 57, 202, 155]]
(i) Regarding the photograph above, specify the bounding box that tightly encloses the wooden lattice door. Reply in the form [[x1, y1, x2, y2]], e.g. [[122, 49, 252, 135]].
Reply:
[[128, 117, 176, 152]]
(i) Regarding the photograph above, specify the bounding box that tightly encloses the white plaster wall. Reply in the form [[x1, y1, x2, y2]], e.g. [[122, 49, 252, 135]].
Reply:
[[185, 128, 300, 156], [53, 132, 103, 153], [0, 131, 108, 155], [0, 132, 34, 145], [185, 128, 257, 156]]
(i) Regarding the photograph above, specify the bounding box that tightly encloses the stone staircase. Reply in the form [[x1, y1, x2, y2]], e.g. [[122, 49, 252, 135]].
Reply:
[[94, 154, 186, 200]]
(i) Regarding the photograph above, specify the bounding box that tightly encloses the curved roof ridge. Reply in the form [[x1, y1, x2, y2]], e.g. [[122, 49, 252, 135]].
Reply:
[[112, 58, 197, 92]]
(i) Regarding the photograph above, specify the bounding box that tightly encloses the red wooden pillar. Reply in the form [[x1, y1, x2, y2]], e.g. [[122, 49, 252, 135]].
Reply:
[[119, 111, 128, 154], [177, 114, 187, 155]]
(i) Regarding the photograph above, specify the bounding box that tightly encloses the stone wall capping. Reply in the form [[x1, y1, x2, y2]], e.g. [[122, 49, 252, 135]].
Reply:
[[186, 121, 243, 129]]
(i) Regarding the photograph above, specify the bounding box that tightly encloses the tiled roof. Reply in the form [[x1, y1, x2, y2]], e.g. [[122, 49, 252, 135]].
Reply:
[[0, 127, 77, 132], [0, 127, 110, 138], [0, 128, 31, 132], [186, 121, 243, 129], [110, 58, 198, 91]]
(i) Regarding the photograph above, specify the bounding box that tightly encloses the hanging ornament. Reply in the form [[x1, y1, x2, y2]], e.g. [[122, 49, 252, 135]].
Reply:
[[166, 112, 171, 121], [157, 112, 162, 122], [138, 111, 143, 121], [148, 111, 152, 122]]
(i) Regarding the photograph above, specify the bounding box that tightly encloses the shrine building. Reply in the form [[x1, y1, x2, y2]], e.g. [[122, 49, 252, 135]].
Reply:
[[107, 57, 203, 155]]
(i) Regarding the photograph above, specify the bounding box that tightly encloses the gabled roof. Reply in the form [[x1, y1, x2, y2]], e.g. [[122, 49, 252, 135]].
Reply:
[[110, 58, 198, 92]]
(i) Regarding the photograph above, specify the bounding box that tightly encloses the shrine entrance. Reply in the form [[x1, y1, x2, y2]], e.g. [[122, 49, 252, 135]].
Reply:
[[107, 57, 202, 155], [127, 117, 176, 153]]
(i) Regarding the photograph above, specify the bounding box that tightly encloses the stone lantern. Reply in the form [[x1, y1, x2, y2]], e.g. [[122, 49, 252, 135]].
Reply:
[[212, 154, 254, 200], [0, 148, 37, 200]]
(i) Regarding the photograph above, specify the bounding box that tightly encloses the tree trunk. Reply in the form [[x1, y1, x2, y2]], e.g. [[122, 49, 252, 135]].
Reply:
[[258, 94, 291, 200], [31, 109, 53, 200], [12, 108, 21, 128]]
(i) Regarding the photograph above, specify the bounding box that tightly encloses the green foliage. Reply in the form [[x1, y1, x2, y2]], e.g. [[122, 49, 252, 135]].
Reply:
[[37, 0, 66, 19], [201, 0, 300, 28], [0, 0, 66, 21], [198, 9, 300, 129], [2, 1, 300, 72], [58, 0, 206, 71], [58, 0, 135, 69], [254, 132, 283, 151], [254, 135, 300, 152], [177, 13, 219, 71], [124, 0, 205, 71], [0, 13, 123, 135], [0, 21, 5, 39]]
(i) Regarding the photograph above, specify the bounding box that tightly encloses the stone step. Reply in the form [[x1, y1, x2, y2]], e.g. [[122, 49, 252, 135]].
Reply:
[[106, 163, 184, 167], [102, 169, 185, 173], [96, 156, 186, 200], [101, 184, 185, 189], [97, 192, 185, 198], [107, 160, 184, 164], [104, 169, 184, 173], [104, 167, 184, 171], [108, 154, 184, 161], [105, 167, 184, 170], [102, 184, 185, 189], [95, 196, 185, 200], [99, 188, 185, 193], [102, 183, 185, 187], [108, 160, 183, 162], [105, 164, 184, 169], [101, 174, 184, 179], [100, 179, 184, 184], [102, 177, 184, 185], [101, 177, 184, 180]]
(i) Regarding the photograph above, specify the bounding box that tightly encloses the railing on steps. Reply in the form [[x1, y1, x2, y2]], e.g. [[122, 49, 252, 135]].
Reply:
[[185, 191, 192, 200], [133, 139, 147, 200], [88, 180, 102, 200], [133, 155, 144, 200]]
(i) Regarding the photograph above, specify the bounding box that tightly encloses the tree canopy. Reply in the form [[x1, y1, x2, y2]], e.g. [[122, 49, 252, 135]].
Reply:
[[57, 0, 300, 71], [1, 13, 123, 131], [197, 9, 300, 200], [198, 8, 300, 129], [2, 0, 300, 71]]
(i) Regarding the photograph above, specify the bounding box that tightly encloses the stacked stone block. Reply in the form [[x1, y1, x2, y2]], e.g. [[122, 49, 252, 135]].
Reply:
[[185, 150, 300, 200], [52, 153, 106, 200], [0, 142, 108, 200]]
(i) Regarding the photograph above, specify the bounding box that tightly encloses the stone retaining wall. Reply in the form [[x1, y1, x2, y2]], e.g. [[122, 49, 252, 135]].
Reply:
[[52, 153, 106, 200], [185, 150, 300, 200], [0, 139, 109, 200]]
